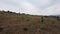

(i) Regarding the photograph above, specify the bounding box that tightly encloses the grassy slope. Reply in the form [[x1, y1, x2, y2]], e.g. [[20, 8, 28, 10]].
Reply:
[[0, 11, 60, 34]]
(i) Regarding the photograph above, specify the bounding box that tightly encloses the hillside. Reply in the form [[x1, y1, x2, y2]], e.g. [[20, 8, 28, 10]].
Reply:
[[0, 11, 60, 34]]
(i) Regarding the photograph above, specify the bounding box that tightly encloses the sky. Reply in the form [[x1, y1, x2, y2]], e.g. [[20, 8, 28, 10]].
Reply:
[[0, 0, 60, 15]]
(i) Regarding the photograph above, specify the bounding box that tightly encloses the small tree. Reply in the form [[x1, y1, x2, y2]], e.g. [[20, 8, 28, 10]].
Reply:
[[41, 16, 43, 23]]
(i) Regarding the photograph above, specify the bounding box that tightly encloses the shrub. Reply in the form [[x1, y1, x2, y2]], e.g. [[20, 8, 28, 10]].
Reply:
[[41, 17, 43, 23], [44, 16, 48, 18], [56, 16, 60, 18], [7, 11, 12, 13], [0, 27, 3, 32], [23, 28, 28, 31]]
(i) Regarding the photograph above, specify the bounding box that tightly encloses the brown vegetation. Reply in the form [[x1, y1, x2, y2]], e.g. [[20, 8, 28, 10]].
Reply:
[[0, 11, 60, 34]]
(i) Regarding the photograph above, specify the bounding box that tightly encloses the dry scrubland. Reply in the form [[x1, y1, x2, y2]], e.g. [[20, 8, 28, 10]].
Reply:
[[0, 11, 60, 34]]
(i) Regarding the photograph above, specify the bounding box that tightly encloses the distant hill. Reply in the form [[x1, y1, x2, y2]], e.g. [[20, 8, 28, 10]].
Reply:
[[0, 11, 60, 34]]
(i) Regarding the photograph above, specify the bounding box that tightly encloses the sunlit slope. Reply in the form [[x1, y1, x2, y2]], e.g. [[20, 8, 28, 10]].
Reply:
[[0, 11, 60, 34]]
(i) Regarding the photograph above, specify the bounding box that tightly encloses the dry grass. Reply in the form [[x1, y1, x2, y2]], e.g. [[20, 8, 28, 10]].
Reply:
[[0, 11, 60, 34]]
